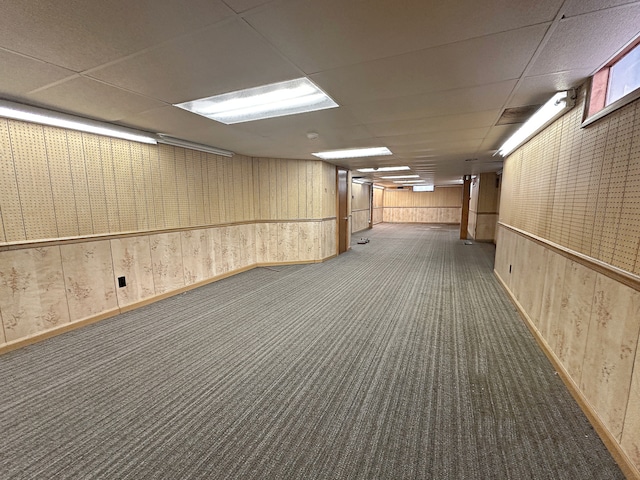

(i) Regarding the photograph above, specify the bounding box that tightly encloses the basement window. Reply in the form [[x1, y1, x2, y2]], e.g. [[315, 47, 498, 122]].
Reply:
[[584, 36, 640, 126]]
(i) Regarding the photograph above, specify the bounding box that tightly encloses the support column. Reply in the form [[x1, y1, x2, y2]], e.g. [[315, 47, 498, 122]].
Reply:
[[460, 174, 471, 240]]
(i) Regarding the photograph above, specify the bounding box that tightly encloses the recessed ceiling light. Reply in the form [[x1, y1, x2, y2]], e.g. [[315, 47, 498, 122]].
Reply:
[[394, 180, 427, 184], [357, 166, 409, 172], [379, 174, 419, 179], [312, 147, 392, 160], [175, 78, 338, 125]]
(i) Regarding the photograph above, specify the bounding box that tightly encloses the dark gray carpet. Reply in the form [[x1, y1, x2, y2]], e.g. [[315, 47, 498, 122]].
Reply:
[[0, 224, 623, 479]]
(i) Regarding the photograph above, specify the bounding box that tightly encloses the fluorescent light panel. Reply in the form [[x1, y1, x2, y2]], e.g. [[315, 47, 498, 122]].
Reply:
[[157, 134, 234, 157], [394, 180, 426, 184], [0, 99, 157, 144], [413, 185, 435, 192], [175, 78, 338, 124], [380, 174, 419, 179], [497, 90, 574, 156], [357, 166, 409, 172], [313, 146, 392, 160]]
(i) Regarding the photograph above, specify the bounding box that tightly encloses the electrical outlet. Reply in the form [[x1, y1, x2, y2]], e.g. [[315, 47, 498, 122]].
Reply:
[[509, 265, 512, 273], [118, 276, 126, 288]]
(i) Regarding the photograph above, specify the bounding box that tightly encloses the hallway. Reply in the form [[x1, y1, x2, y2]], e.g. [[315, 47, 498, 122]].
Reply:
[[0, 224, 622, 479]]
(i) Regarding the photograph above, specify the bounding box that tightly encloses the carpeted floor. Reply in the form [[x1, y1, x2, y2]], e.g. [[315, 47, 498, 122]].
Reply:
[[0, 224, 624, 479]]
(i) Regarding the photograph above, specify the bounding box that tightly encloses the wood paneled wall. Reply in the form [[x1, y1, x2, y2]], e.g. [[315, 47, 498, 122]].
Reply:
[[468, 173, 499, 241], [496, 88, 640, 475], [382, 186, 462, 224], [500, 89, 640, 276], [372, 187, 384, 225], [0, 119, 338, 350], [351, 182, 371, 233]]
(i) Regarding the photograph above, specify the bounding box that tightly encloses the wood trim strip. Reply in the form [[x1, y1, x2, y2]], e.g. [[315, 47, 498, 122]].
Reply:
[[0, 218, 338, 252], [494, 270, 640, 480], [383, 206, 462, 209], [498, 222, 640, 292]]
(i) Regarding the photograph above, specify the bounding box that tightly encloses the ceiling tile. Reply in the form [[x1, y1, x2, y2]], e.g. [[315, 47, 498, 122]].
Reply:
[[508, 69, 592, 107], [528, 4, 640, 76], [245, 0, 562, 73], [365, 110, 500, 137], [563, 0, 639, 17], [0, 1, 234, 72], [88, 19, 301, 104], [381, 128, 489, 147], [346, 81, 518, 124], [0, 49, 75, 96], [224, 0, 275, 13], [26, 77, 167, 122], [311, 24, 548, 105]]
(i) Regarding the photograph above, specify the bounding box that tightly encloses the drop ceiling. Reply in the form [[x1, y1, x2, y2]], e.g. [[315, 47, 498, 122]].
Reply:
[[0, 0, 638, 186]]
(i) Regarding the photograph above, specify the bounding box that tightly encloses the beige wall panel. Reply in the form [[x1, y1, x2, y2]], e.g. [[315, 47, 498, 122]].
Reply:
[[206, 154, 221, 225], [81, 134, 110, 234], [110, 236, 154, 307], [158, 145, 179, 229], [232, 159, 244, 222], [200, 153, 212, 225], [515, 238, 547, 329], [580, 274, 640, 440], [184, 149, 197, 226], [99, 137, 122, 233], [218, 226, 232, 273], [621, 348, 640, 470], [66, 131, 93, 235], [147, 145, 166, 230], [474, 214, 497, 240], [0, 246, 69, 342], [150, 232, 185, 295], [174, 147, 190, 227], [43, 128, 79, 238], [539, 250, 568, 349], [299, 222, 320, 261], [352, 210, 370, 233], [322, 163, 336, 218], [181, 229, 215, 286], [194, 152, 207, 226], [60, 240, 117, 322], [321, 219, 336, 259], [555, 260, 597, 383], [9, 121, 58, 240], [276, 222, 297, 262], [111, 139, 137, 232], [255, 222, 269, 263], [253, 158, 268, 220], [217, 157, 230, 223], [210, 227, 223, 275], [0, 119, 24, 242], [241, 223, 256, 267], [287, 160, 299, 219], [130, 142, 151, 231], [298, 161, 309, 219], [373, 207, 383, 225]]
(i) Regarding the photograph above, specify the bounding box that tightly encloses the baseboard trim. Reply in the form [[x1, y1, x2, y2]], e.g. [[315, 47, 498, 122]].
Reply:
[[0, 255, 340, 356], [494, 270, 640, 480], [0, 308, 121, 356]]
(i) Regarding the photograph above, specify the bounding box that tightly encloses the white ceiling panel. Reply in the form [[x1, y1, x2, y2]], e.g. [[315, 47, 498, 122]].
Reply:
[[88, 19, 302, 104], [0, 49, 75, 97], [365, 110, 500, 138], [245, 0, 562, 73], [529, 4, 640, 76], [26, 77, 167, 122], [380, 128, 490, 147], [311, 25, 548, 105], [224, 0, 276, 13], [509, 69, 593, 107], [346, 81, 518, 124], [0, 1, 234, 72], [563, 0, 640, 17]]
